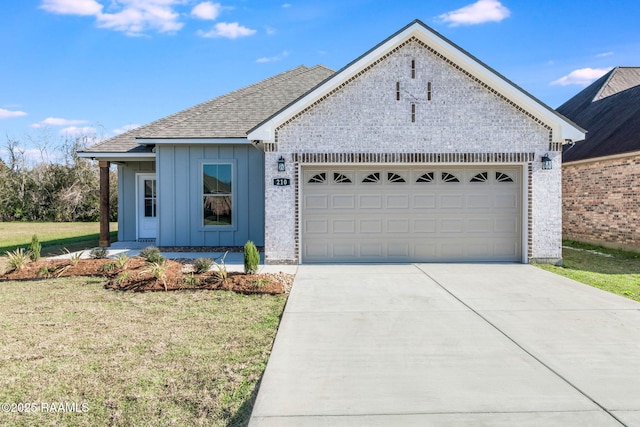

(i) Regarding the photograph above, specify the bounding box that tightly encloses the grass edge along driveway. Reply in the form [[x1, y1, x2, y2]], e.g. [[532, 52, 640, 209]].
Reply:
[[536, 240, 640, 303]]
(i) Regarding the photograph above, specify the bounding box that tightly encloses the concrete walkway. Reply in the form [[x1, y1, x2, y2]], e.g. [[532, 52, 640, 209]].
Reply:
[[249, 264, 640, 426]]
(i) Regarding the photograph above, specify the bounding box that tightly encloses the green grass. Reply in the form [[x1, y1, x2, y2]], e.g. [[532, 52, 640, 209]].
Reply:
[[0, 222, 118, 256], [0, 277, 287, 426], [537, 240, 640, 302]]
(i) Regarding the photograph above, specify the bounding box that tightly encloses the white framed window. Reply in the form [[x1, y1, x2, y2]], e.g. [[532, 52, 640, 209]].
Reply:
[[202, 163, 233, 227]]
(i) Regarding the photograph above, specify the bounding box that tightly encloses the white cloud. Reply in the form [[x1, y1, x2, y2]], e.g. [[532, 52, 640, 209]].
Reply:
[[191, 1, 221, 20], [439, 0, 510, 26], [265, 26, 277, 35], [198, 22, 256, 39], [596, 51, 614, 58], [60, 126, 97, 136], [551, 67, 612, 86], [282, 3, 291, 8], [97, 0, 184, 35], [31, 117, 88, 128], [113, 123, 141, 135], [0, 108, 28, 119], [40, 0, 103, 16], [40, 0, 185, 35], [256, 50, 290, 63], [40, 0, 258, 38]]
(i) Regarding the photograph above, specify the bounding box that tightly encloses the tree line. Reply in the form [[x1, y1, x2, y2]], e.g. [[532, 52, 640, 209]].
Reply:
[[0, 134, 117, 222]]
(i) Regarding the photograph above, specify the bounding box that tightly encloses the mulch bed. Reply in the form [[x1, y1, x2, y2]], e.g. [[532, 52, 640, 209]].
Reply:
[[1, 257, 293, 295]]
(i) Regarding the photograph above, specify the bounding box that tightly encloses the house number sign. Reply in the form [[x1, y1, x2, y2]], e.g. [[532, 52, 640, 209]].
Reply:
[[273, 178, 291, 186]]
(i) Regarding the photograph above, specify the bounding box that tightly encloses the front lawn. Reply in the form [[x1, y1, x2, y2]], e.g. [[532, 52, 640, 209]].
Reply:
[[537, 240, 640, 302], [0, 277, 286, 426], [0, 222, 118, 256]]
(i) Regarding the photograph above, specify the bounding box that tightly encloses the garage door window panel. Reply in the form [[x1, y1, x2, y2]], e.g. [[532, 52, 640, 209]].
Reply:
[[470, 172, 488, 183], [333, 172, 353, 184], [416, 172, 434, 183], [442, 172, 460, 183], [388, 172, 406, 183], [362, 172, 381, 183], [496, 172, 514, 183], [308, 172, 327, 184]]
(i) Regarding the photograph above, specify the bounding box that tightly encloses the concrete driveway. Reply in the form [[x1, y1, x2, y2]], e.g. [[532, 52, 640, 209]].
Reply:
[[249, 264, 640, 426]]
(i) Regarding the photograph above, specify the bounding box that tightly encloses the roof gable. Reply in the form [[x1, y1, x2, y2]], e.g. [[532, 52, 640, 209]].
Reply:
[[81, 65, 334, 155], [594, 67, 640, 101], [248, 19, 584, 143], [559, 67, 640, 162]]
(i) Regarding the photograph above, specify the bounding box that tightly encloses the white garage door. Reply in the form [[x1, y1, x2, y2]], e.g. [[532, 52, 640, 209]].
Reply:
[[301, 166, 522, 263]]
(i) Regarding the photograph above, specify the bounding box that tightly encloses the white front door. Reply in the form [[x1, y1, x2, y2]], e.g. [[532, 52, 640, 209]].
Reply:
[[137, 174, 157, 240]]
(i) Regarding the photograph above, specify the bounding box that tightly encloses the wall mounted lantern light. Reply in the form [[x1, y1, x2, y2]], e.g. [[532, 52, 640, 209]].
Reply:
[[541, 153, 552, 170], [277, 156, 286, 172]]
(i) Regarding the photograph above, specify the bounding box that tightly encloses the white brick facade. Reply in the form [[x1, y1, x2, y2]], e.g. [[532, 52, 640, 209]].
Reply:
[[263, 38, 565, 264]]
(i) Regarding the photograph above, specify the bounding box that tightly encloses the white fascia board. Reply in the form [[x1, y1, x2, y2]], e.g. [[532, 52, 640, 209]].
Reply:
[[77, 152, 155, 161], [77, 151, 156, 160], [138, 138, 250, 145], [248, 22, 585, 143]]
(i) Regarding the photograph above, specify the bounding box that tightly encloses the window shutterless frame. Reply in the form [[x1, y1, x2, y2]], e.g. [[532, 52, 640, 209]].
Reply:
[[201, 161, 236, 229]]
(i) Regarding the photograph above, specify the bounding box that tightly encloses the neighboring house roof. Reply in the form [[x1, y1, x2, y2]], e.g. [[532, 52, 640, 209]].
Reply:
[[80, 65, 335, 156], [559, 67, 640, 163], [249, 19, 585, 143]]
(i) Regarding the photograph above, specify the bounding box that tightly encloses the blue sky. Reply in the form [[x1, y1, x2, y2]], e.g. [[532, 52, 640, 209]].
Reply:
[[1, 0, 639, 159]]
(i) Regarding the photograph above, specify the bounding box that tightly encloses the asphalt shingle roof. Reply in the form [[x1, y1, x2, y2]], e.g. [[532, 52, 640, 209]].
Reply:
[[558, 67, 640, 162], [82, 65, 335, 154]]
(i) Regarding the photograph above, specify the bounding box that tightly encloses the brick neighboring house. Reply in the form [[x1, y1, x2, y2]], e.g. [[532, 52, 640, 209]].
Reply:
[[558, 67, 640, 251]]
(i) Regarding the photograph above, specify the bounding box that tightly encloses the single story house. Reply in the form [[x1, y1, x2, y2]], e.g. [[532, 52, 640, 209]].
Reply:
[[558, 67, 640, 252], [79, 20, 584, 264]]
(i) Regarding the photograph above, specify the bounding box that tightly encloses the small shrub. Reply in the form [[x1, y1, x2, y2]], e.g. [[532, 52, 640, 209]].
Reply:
[[252, 277, 270, 288], [212, 252, 229, 282], [146, 260, 168, 291], [115, 271, 130, 285], [54, 265, 70, 278], [244, 241, 260, 275], [6, 248, 30, 271], [90, 247, 108, 259], [68, 250, 83, 265], [194, 257, 213, 274], [37, 265, 69, 278], [184, 273, 199, 286], [37, 266, 52, 278], [101, 262, 116, 273], [28, 235, 42, 261], [114, 253, 130, 270], [140, 246, 164, 263]]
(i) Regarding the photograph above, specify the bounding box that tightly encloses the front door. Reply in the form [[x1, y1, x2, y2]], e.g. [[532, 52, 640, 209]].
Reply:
[[137, 174, 157, 240]]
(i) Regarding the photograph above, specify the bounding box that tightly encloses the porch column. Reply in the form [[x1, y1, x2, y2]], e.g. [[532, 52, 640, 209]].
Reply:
[[99, 160, 111, 247]]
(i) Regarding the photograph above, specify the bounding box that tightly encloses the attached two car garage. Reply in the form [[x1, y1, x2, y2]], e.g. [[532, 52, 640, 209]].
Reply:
[[301, 166, 523, 263]]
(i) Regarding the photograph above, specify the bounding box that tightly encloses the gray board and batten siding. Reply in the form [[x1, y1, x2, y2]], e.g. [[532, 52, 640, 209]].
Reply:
[[156, 143, 265, 247]]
